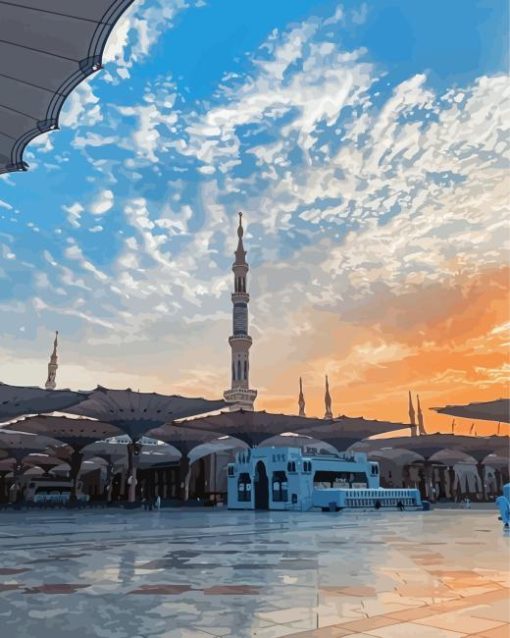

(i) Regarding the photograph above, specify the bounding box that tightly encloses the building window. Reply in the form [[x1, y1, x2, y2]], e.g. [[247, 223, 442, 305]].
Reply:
[[232, 362, 235, 381], [287, 461, 296, 473], [237, 473, 251, 502], [237, 360, 241, 381], [272, 471, 288, 502], [313, 470, 368, 488], [243, 360, 247, 380]]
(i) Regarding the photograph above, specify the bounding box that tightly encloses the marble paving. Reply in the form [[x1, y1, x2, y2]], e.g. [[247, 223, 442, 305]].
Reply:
[[0, 508, 508, 637]]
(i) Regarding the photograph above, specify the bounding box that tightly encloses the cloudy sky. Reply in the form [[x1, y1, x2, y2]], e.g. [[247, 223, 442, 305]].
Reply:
[[0, 0, 508, 433]]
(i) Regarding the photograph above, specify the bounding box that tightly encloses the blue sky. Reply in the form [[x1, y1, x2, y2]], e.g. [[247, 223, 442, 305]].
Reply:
[[0, 0, 508, 424]]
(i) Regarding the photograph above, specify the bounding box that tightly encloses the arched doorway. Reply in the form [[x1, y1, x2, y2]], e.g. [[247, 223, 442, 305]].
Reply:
[[254, 461, 269, 510]]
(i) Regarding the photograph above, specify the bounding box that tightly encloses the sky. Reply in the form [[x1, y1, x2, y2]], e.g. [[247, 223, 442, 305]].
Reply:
[[0, 0, 508, 434]]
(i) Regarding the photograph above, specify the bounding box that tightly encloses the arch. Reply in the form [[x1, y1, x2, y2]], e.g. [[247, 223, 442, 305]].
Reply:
[[237, 360, 241, 381], [244, 360, 247, 380]]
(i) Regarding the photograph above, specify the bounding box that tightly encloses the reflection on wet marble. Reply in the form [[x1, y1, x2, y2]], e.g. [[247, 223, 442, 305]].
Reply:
[[0, 509, 508, 637]]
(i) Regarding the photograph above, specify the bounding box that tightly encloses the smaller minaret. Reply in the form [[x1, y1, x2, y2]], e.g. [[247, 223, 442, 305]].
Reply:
[[416, 394, 426, 435], [45, 331, 58, 390], [324, 375, 333, 420], [408, 391, 417, 437], [298, 377, 306, 417], [451, 419, 456, 435]]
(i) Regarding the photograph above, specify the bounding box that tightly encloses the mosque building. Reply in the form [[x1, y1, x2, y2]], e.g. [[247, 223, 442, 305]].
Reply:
[[26, 212, 506, 507]]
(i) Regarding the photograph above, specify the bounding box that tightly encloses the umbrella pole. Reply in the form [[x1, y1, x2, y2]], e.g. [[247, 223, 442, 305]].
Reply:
[[69, 450, 83, 504], [178, 456, 190, 502], [127, 442, 141, 503]]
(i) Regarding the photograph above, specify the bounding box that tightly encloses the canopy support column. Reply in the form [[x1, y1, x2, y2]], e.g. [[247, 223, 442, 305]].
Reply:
[[69, 450, 84, 504], [476, 462, 487, 501], [178, 456, 190, 502], [127, 442, 141, 503]]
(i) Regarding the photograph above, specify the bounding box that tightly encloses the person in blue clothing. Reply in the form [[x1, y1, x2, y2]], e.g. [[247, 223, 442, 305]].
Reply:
[[495, 495, 510, 532]]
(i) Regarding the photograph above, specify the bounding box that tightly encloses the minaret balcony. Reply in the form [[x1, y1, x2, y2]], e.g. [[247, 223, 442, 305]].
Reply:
[[231, 292, 249, 302], [228, 335, 252, 346]]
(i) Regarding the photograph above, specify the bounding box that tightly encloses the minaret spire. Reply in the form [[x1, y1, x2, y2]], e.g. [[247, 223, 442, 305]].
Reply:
[[416, 394, 426, 435], [45, 331, 59, 390], [408, 390, 417, 437], [324, 375, 333, 420], [298, 377, 306, 417], [224, 212, 257, 410]]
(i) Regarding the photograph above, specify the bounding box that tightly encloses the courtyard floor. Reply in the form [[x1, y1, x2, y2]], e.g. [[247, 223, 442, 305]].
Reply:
[[0, 507, 508, 638]]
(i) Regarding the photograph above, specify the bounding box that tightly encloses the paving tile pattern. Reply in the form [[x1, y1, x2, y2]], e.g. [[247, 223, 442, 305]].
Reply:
[[0, 508, 508, 637]]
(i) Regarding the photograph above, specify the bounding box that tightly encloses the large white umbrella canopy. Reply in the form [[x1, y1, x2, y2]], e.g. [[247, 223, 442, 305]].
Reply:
[[433, 399, 510, 424], [0, 0, 136, 175], [353, 434, 509, 463], [147, 424, 238, 458], [175, 409, 336, 447], [65, 387, 228, 502], [295, 416, 413, 453], [0, 382, 88, 423], [4, 414, 122, 451], [66, 387, 228, 441], [0, 430, 59, 458]]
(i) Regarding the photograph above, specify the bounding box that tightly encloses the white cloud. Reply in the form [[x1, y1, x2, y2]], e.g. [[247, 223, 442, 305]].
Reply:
[[103, 0, 203, 80], [64, 242, 109, 282], [62, 202, 84, 228], [60, 81, 102, 129], [90, 190, 114, 215], [1, 6, 507, 407]]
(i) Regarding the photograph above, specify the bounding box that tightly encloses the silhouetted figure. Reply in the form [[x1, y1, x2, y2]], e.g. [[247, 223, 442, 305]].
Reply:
[[374, 500, 381, 510], [397, 501, 405, 511]]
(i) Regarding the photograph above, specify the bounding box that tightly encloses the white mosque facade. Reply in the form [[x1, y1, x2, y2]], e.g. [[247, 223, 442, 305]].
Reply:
[[227, 447, 422, 511]]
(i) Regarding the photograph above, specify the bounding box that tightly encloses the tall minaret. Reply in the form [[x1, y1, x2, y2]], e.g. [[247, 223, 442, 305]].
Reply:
[[45, 331, 58, 390], [298, 377, 306, 417], [324, 375, 333, 419], [416, 394, 426, 435], [408, 390, 417, 437], [223, 213, 257, 410]]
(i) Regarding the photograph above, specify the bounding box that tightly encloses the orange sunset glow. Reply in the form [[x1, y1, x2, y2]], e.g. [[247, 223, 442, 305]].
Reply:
[[256, 266, 510, 435]]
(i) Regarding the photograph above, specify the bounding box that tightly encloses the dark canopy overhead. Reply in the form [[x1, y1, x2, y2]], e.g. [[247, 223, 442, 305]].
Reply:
[[174, 409, 335, 447], [66, 387, 228, 441], [147, 424, 238, 458], [433, 399, 510, 424], [138, 444, 181, 468], [3, 414, 122, 451], [0, 430, 58, 459], [297, 416, 411, 452], [82, 440, 127, 464], [24, 453, 68, 472], [353, 434, 509, 463], [0, 0, 136, 174], [0, 382, 88, 423]]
